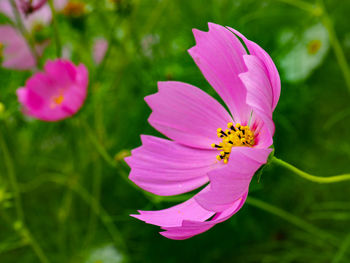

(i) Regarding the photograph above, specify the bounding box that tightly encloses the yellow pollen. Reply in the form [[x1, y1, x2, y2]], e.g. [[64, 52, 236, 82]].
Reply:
[[307, 39, 322, 55], [50, 91, 65, 108], [211, 122, 255, 164]]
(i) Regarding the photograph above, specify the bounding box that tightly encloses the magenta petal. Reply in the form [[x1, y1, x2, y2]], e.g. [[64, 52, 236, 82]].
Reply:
[[126, 135, 220, 196], [145, 81, 233, 149], [160, 193, 247, 240], [226, 27, 281, 110], [195, 147, 271, 212], [239, 55, 275, 136], [188, 23, 251, 123]]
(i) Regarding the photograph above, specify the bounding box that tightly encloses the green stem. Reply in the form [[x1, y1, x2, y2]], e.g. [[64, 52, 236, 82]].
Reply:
[[332, 234, 350, 263], [273, 0, 316, 13], [0, 132, 50, 263], [320, 7, 350, 94], [246, 197, 339, 245], [50, 176, 128, 256], [81, 120, 117, 168], [9, 0, 40, 65], [48, 0, 62, 57], [272, 156, 350, 183]]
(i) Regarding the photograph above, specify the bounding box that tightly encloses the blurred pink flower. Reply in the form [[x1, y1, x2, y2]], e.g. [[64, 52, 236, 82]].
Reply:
[[125, 23, 281, 240], [0, 0, 52, 32], [0, 25, 46, 70], [17, 59, 88, 121], [92, 38, 108, 65]]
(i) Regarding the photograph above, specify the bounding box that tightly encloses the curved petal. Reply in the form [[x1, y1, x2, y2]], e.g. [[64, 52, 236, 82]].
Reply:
[[227, 26, 281, 110], [195, 147, 271, 212], [239, 55, 275, 136], [160, 193, 247, 240], [131, 190, 215, 228], [188, 22, 251, 123], [145, 81, 233, 149], [125, 135, 221, 196]]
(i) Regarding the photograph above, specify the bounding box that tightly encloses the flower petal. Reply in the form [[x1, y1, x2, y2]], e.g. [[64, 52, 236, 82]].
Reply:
[[145, 81, 233, 149], [188, 22, 251, 123], [126, 135, 220, 196], [160, 193, 247, 240], [195, 147, 271, 212], [239, 55, 275, 136], [226, 27, 281, 110], [131, 190, 215, 228]]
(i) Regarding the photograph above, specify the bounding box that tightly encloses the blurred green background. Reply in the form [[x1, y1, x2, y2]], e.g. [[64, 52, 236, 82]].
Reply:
[[0, 0, 350, 262]]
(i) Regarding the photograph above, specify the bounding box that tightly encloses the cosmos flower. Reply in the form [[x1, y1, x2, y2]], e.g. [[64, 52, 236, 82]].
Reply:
[[0, 0, 65, 70], [92, 38, 108, 65], [125, 23, 281, 240], [16, 59, 88, 121], [0, 25, 46, 70]]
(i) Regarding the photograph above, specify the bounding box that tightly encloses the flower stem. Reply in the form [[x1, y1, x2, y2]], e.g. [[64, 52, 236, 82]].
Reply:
[[272, 156, 350, 183], [332, 234, 350, 263], [9, 0, 40, 65], [47, 0, 61, 57], [0, 131, 50, 263], [246, 197, 339, 245]]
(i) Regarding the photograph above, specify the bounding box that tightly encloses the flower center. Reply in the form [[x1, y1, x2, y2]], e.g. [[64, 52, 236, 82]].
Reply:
[[50, 91, 65, 108], [62, 1, 86, 17], [211, 123, 255, 164]]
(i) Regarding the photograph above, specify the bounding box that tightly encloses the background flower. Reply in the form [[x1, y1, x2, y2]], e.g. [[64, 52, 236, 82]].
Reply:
[[17, 59, 88, 121]]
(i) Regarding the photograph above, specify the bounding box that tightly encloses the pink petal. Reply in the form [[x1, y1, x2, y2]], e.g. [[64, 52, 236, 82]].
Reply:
[[0, 26, 37, 70], [125, 135, 221, 196], [227, 26, 281, 110], [160, 193, 247, 240], [131, 191, 215, 228], [239, 55, 275, 136], [145, 81, 233, 150], [93, 38, 108, 65], [195, 147, 272, 212], [188, 22, 251, 123]]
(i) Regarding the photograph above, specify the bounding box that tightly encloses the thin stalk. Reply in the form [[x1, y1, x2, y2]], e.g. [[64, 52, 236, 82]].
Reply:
[[0, 132, 50, 263], [81, 119, 117, 167], [47, 0, 61, 57], [272, 157, 350, 183], [50, 176, 128, 256], [9, 0, 40, 64], [273, 0, 316, 13], [246, 197, 339, 245], [332, 234, 350, 263], [320, 10, 350, 94]]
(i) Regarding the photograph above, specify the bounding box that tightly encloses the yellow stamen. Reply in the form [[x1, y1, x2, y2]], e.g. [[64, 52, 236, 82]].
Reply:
[[50, 90, 65, 109], [212, 122, 255, 164]]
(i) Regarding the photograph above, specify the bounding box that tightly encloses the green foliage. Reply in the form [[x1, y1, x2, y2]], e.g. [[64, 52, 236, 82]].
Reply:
[[0, 0, 350, 262]]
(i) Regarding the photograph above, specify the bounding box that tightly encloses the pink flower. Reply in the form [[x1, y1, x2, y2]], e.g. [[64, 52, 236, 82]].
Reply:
[[0, 0, 52, 32], [125, 23, 281, 240], [92, 38, 108, 65], [16, 59, 88, 121], [0, 25, 44, 70]]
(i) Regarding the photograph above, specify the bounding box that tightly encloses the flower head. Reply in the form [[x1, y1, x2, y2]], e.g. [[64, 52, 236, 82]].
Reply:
[[126, 23, 280, 240], [17, 59, 88, 121]]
